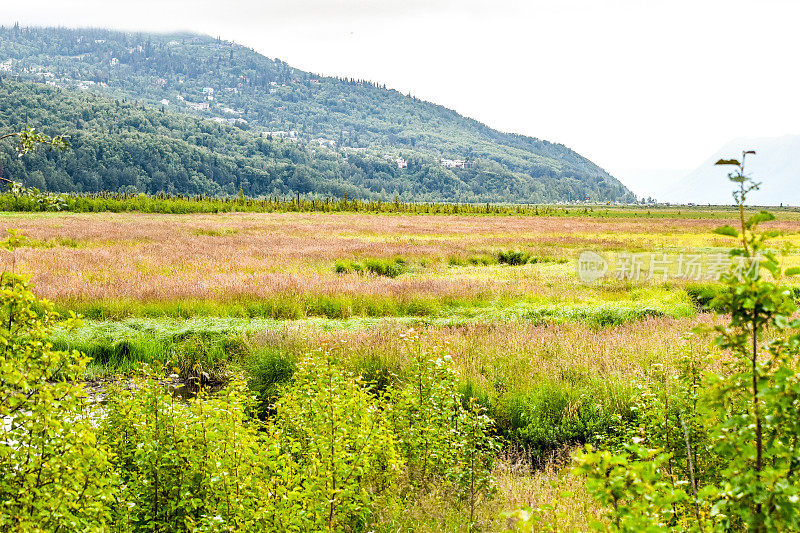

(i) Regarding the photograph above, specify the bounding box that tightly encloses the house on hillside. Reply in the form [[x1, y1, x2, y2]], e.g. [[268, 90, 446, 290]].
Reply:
[[263, 130, 298, 139], [441, 158, 465, 169], [312, 138, 337, 148], [383, 155, 408, 169]]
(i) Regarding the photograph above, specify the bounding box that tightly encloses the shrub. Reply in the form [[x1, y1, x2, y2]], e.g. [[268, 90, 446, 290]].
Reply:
[[169, 332, 248, 385], [497, 250, 531, 265], [505, 386, 616, 464], [244, 346, 296, 417], [0, 274, 116, 532], [447, 254, 497, 267], [386, 331, 499, 516], [569, 155, 800, 532], [101, 371, 277, 531], [335, 258, 406, 277], [684, 282, 724, 311], [334, 259, 363, 274], [270, 352, 404, 530], [364, 257, 406, 278]]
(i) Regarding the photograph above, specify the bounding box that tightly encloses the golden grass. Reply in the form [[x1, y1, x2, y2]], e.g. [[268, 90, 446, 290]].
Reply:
[[18, 210, 760, 530], [4, 211, 798, 304], [249, 315, 723, 397]]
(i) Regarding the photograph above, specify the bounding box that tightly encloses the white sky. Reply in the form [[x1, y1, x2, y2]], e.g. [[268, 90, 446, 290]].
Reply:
[[3, 0, 799, 198]]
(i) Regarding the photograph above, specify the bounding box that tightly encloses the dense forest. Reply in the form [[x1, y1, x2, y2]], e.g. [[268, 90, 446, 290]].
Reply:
[[0, 25, 635, 202]]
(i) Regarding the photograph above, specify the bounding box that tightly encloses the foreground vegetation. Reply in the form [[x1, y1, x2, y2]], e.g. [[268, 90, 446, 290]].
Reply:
[[558, 158, 800, 532], [2, 274, 503, 531], [3, 162, 800, 530]]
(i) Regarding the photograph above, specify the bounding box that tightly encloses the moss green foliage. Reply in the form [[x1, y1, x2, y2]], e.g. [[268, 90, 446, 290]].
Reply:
[[271, 354, 404, 530], [497, 250, 532, 266], [448, 254, 498, 267], [495, 250, 568, 266], [0, 274, 116, 531], [335, 258, 409, 278], [0, 26, 635, 203], [1, 276, 500, 531], [102, 374, 276, 531], [335, 257, 408, 278]]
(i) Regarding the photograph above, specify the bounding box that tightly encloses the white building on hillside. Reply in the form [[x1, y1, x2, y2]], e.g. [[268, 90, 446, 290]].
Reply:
[[263, 130, 298, 139], [441, 158, 466, 169]]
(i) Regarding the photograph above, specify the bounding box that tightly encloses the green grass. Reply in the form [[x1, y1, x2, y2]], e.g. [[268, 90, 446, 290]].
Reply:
[[54, 294, 448, 320], [334, 257, 408, 277], [51, 282, 698, 324], [54, 315, 644, 454], [5, 190, 800, 219]]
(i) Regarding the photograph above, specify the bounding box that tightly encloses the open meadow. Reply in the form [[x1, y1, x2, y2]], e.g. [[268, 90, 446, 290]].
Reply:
[[5, 206, 800, 531]]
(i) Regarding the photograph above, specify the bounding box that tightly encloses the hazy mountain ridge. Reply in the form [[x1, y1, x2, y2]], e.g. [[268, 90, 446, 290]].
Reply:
[[662, 135, 800, 206], [0, 25, 635, 202]]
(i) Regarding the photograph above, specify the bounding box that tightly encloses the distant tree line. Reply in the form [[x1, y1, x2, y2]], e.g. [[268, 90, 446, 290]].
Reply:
[[0, 80, 630, 202]]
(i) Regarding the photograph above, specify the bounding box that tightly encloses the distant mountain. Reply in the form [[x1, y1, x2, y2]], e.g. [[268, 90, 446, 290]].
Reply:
[[662, 135, 800, 206], [0, 25, 635, 202]]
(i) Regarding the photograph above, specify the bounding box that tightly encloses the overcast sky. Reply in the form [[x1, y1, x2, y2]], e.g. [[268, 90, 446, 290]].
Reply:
[[3, 0, 799, 198]]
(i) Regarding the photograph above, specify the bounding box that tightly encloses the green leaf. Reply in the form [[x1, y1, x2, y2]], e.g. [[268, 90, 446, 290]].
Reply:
[[762, 260, 779, 278], [713, 225, 739, 238], [746, 211, 775, 228], [784, 267, 800, 276], [715, 158, 741, 166]]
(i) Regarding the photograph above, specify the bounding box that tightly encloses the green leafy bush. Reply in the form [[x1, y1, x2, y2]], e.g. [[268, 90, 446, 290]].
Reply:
[[504, 386, 617, 464], [386, 332, 499, 522], [0, 274, 116, 532], [101, 372, 277, 532], [497, 250, 531, 266], [448, 254, 498, 267], [684, 282, 725, 311], [364, 258, 406, 278], [270, 352, 404, 530], [334, 259, 364, 274], [567, 155, 800, 532], [334, 258, 406, 277]]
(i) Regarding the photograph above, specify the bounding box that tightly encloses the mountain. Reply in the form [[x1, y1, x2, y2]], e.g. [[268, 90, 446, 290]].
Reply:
[[661, 135, 800, 206], [0, 25, 635, 203]]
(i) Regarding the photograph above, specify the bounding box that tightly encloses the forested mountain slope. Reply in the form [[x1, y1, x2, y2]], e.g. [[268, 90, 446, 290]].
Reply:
[[0, 25, 635, 202]]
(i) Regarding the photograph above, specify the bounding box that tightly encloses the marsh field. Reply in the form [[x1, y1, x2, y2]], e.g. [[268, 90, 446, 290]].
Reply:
[[6, 206, 800, 531]]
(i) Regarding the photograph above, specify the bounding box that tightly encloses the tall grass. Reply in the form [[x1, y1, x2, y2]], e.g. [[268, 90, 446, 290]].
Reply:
[[55, 315, 719, 452]]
